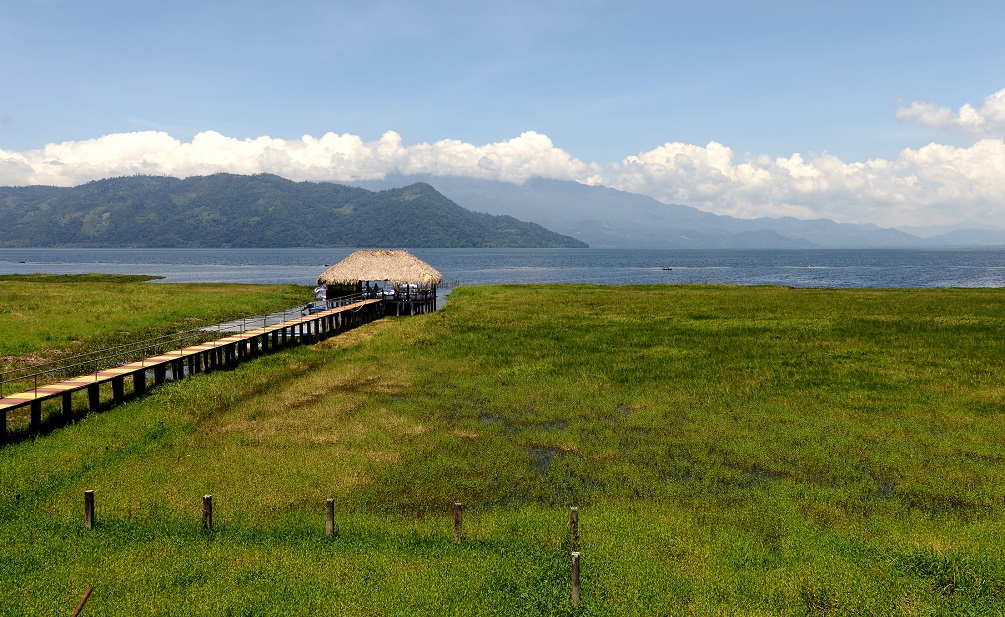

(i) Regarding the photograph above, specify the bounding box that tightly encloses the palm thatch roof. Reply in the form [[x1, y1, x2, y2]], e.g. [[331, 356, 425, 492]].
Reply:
[[317, 250, 443, 287]]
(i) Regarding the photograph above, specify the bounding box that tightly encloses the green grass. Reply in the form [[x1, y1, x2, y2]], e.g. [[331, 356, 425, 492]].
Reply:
[[0, 274, 312, 367], [3, 283, 1005, 615]]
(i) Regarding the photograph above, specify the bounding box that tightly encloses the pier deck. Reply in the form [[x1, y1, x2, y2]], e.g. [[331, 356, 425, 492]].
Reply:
[[0, 298, 384, 444]]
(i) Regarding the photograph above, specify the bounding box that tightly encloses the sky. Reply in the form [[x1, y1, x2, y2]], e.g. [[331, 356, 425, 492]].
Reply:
[[2, 0, 1005, 229]]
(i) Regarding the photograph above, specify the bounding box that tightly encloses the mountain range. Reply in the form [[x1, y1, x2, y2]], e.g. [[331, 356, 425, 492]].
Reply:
[[352, 175, 1005, 249], [0, 174, 586, 249], [3, 172, 1003, 250]]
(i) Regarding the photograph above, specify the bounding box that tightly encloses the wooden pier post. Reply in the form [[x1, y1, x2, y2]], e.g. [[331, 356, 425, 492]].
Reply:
[[62, 392, 73, 419], [326, 498, 335, 538], [570, 506, 579, 545], [111, 376, 124, 403], [203, 495, 213, 530], [87, 384, 100, 412], [30, 400, 41, 436], [84, 490, 94, 530], [153, 365, 165, 386], [0, 411, 5, 446], [133, 370, 145, 395]]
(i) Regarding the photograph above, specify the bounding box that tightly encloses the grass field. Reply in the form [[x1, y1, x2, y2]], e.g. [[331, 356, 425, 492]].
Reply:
[[2, 282, 1004, 615], [0, 274, 312, 367]]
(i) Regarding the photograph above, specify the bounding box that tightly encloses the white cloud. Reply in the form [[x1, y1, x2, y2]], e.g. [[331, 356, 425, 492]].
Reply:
[[0, 129, 597, 187], [896, 89, 1005, 138], [4, 126, 1005, 228], [602, 138, 1005, 227]]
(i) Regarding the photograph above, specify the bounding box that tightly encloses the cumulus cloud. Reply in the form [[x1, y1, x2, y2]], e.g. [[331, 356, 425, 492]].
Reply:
[[0, 130, 597, 187], [4, 126, 1005, 228], [602, 139, 1005, 227], [896, 88, 1005, 138]]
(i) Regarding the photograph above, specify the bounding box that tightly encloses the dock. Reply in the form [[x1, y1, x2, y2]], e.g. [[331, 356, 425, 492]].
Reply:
[[0, 298, 384, 446]]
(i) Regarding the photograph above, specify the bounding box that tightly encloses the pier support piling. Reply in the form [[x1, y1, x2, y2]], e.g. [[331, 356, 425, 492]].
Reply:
[[112, 376, 124, 403], [87, 384, 100, 412], [133, 371, 145, 395], [62, 392, 73, 419], [30, 401, 41, 436]]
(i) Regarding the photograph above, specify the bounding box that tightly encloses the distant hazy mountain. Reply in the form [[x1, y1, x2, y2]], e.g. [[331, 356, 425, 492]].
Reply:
[[353, 175, 1001, 249], [896, 222, 1005, 246], [918, 229, 1005, 247], [0, 174, 587, 249]]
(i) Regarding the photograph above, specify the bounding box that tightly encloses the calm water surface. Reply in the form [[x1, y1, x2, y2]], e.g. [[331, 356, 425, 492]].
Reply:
[[1, 248, 1005, 289]]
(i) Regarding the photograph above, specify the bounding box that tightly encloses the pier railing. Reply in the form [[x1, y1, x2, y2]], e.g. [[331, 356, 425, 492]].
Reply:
[[0, 301, 339, 399]]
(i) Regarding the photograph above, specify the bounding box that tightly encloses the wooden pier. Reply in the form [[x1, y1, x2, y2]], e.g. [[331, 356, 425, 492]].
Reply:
[[0, 298, 384, 446]]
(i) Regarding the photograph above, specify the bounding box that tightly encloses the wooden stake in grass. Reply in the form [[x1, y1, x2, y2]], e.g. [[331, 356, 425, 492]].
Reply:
[[84, 490, 94, 530], [570, 506, 579, 545], [325, 498, 335, 538], [71, 587, 92, 617], [203, 495, 213, 530], [571, 551, 581, 606], [453, 503, 464, 544]]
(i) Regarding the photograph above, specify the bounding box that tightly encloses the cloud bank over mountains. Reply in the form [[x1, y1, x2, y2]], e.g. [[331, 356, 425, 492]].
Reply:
[[3, 88, 1005, 229]]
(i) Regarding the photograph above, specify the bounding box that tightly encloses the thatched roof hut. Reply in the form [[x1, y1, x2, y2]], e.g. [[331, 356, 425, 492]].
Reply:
[[317, 250, 443, 287]]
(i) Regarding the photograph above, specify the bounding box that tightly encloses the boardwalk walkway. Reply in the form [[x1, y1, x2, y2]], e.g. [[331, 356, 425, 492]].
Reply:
[[0, 298, 384, 445]]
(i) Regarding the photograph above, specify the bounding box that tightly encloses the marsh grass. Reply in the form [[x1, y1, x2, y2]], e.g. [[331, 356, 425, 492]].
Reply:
[[3, 283, 1005, 615], [0, 274, 311, 367]]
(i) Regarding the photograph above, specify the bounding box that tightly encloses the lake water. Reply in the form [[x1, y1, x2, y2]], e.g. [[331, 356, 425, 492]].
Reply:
[[2, 248, 1005, 289]]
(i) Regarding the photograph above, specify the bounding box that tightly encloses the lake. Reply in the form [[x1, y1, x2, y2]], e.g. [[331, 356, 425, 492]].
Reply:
[[2, 247, 1005, 289]]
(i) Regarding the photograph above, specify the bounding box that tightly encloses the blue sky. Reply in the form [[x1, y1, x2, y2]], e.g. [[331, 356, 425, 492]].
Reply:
[[3, 0, 1005, 227]]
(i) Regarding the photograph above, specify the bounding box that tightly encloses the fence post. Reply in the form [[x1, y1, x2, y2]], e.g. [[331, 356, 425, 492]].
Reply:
[[326, 499, 335, 538], [453, 503, 464, 544], [84, 490, 94, 530], [203, 495, 213, 530], [570, 506, 579, 546], [572, 551, 581, 606]]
